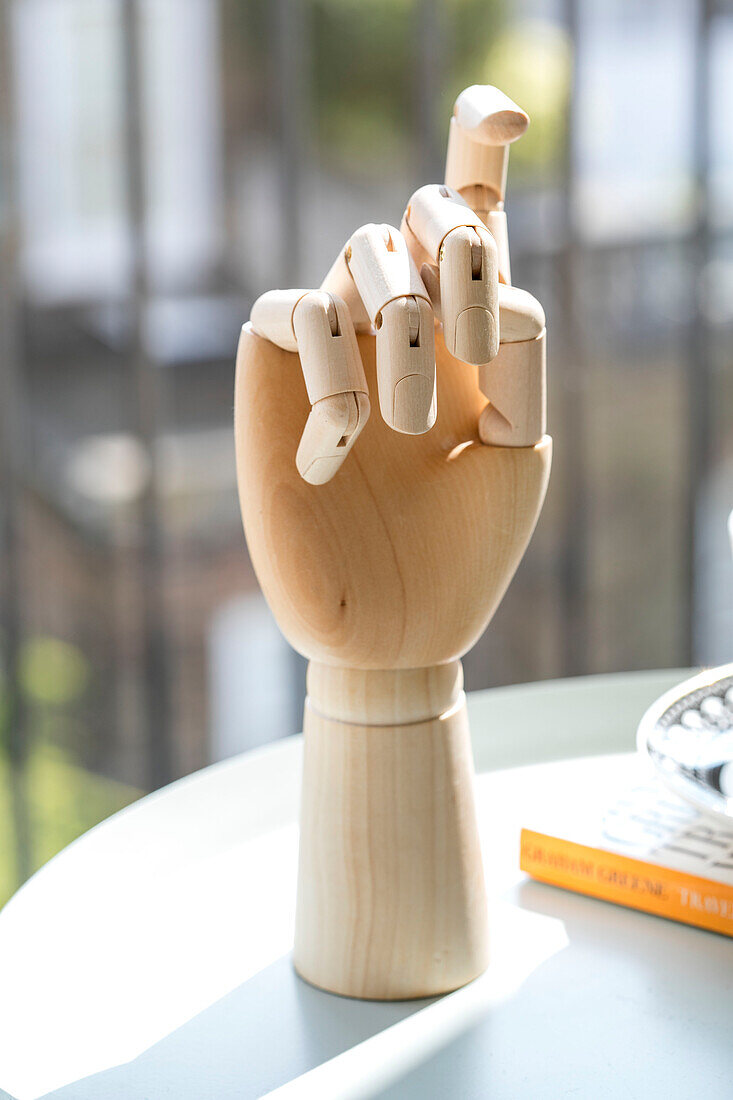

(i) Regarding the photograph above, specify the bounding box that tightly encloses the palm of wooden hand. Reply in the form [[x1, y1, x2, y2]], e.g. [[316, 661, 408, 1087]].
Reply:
[[236, 325, 550, 670]]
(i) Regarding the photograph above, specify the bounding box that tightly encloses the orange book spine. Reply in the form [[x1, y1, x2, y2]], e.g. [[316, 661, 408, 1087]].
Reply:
[[520, 828, 733, 937]]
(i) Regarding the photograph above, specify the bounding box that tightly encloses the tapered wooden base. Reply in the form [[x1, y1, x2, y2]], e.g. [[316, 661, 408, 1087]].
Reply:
[[293, 663, 489, 1000]]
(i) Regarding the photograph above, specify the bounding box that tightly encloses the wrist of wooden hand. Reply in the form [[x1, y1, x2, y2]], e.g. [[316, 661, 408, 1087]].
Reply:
[[306, 660, 464, 727]]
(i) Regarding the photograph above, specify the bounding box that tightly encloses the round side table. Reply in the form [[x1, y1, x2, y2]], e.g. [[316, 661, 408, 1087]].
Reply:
[[1, 670, 729, 1100]]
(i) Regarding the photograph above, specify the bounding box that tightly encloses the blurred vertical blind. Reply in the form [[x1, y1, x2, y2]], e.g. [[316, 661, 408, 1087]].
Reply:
[[1, 0, 732, 901]]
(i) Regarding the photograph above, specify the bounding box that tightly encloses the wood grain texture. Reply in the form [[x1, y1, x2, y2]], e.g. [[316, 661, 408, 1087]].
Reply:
[[497, 284, 546, 342], [307, 660, 463, 726], [292, 292, 367, 404], [486, 208, 511, 285], [294, 691, 489, 1000], [237, 80, 546, 1003], [235, 324, 551, 670], [479, 332, 546, 447], [322, 225, 437, 435], [405, 183, 485, 260], [320, 246, 371, 329], [344, 223, 429, 321], [374, 296, 436, 434], [445, 117, 509, 201], [440, 225, 499, 365], [453, 85, 529, 146], [251, 291, 371, 485], [249, 287, 308, 352]]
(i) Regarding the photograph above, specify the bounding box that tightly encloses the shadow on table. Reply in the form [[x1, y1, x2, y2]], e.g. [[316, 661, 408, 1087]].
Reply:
[[37, 882, 730, 1100], [34, 902, 567, 1100], [38, 953, 434, 1100], [377, 881, 732, 1100]]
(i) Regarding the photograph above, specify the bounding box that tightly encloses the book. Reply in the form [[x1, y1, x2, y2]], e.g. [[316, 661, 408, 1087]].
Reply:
[[520, 758, 733, 937]]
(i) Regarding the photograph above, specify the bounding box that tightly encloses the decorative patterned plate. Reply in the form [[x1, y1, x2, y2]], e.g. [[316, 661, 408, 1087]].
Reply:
[[637, 665, 733, 824]]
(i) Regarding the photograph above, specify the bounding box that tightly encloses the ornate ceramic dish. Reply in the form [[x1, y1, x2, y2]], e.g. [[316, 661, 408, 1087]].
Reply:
[[638, 665, 733, 823]]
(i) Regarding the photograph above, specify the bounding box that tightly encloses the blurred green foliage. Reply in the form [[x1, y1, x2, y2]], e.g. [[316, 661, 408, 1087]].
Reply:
[[311, 0, 504, 171], [0, 741, 138, 906], [483, 19, 571, 183], [228, 1, 570, 181], [19, 637, 89, 707], [0, 636, 139, 906]]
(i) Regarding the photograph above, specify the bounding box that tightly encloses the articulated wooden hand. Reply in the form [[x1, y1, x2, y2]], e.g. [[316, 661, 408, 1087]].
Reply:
[[235, 86, 552, 1000]]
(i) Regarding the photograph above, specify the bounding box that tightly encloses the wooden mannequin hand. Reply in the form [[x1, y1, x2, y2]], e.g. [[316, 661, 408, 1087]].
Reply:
[[235, 86, 552, 999], [235, 85, 551, 672]]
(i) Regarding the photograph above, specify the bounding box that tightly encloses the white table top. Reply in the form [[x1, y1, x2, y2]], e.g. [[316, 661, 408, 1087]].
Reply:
[[1, 669, 731, 1100]]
